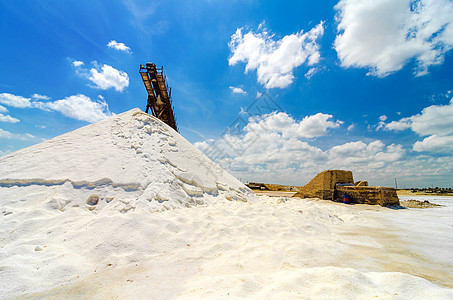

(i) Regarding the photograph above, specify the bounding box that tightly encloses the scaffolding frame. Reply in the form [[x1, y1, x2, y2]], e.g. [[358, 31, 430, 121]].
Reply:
[[139, 63, 178, 131]]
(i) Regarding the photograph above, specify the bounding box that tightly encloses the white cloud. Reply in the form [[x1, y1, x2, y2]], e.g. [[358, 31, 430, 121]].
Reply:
[[288, 113, 343, 138], [229, 86, 247, 95], [334, 0, 453, 77], [32, 94, 50, 100], [385, 99, 453, 136], [328, 141, 404, 167], [0, 93, 32, 108], [385, 118, 412, 131], [195, 109, 453, 186], [0, 92, 113, 123], [0, 128, 13, 139], [347, 124, 355, 132], [413, 135, 453, 153], [44, 94, 113, 123], [304, 68, 318, 80], [72, 60, 84, 67], [0, 128, 35, 140], [0, 113, 20, 123], [229, 22, 324, 88], [0, 105, 7, 113], [384, 98, 453, 153], [195, 111, 405, 186], [241, 112, 343, 139], [376, 115, 388, 131], [107, 40, 132, 53], [71, 60, 129, 92], [89, 64, 129, 92]]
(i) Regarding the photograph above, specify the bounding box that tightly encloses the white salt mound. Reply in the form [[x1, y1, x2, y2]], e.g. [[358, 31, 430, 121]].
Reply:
[[0, 108, 252, 213], [1, 109, 452, 298]]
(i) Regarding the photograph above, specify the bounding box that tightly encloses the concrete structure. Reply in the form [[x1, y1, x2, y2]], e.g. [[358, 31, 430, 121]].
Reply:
[[293, 170, 399, 206]]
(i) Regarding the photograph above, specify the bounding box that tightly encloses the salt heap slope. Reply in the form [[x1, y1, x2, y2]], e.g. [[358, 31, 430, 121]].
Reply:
[[0, 108, 252, 213]]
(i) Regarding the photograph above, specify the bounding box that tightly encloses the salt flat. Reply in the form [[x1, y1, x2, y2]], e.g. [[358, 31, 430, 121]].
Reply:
[[1, 109, 452, 299]]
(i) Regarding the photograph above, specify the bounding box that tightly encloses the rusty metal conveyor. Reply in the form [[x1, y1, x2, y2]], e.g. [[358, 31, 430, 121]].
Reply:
[[139, 63, 178, 131]]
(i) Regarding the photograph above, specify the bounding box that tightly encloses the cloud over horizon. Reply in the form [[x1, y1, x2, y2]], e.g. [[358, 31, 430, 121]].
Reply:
[[384, 98, 453, 153], [195, 110, 408, 186]]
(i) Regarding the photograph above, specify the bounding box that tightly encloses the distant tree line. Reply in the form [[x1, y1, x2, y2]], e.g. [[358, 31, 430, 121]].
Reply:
[[408, 187, 453, 194]]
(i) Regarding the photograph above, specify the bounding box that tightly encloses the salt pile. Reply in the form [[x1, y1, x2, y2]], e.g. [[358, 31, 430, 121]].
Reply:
[[1, 109, 452, 298], [0, 108, 252, 297], [0, 108, 252, 213]]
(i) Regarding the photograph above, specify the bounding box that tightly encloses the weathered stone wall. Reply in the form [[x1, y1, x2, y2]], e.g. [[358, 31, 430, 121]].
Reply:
[[293, 170, 399, 206], [336, 186, 399, 206], [293, 170, 353, 199]]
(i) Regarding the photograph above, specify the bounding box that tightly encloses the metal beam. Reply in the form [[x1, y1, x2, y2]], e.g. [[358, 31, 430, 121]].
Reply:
[[139, 63, 178, 132]]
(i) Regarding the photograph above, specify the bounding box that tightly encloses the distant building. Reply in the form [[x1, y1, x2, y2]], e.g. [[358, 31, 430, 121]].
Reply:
[[246, 182, 268, 190], [293, 170, 399, 206]]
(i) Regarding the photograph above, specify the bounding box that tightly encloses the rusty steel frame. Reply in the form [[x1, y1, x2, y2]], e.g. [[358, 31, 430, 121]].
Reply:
[[139, 63, 178, 131]]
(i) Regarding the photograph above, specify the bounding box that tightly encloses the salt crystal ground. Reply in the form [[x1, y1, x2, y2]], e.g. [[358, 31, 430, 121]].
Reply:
[[1, 109, 452, 298]]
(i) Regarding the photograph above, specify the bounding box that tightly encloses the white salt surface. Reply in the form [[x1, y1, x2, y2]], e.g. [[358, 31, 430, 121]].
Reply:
[[1, 109, 452, 298]]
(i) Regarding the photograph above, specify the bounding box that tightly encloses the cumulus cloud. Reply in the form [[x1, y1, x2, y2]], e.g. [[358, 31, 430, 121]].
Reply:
[[375, 115, 389, 131], [0, 93, 32, 108], [229, 86, 247, 95], [328, 141, 404, 167], [228, 22, 324, 88], [197, 109, 453, 186], [0, 105, 7, 113], [72, 60, 129, 92], [385, 118, 412, 131], [0, 113, 20, 123], [222, 112, 342, 144], [88, 64, 129, 92], [195, 111, 405, 186], [44, 94, 113, 123], [0, 92, 113, 123], [107, 40, 132, 53], [413, 135, 453, 153], [384, 98, 453, 153], [334, 0, 453, 77], [72, 60, 84, 67]]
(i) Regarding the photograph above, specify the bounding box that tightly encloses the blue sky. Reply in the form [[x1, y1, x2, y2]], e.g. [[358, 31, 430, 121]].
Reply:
[[1, 0, 453, 188]]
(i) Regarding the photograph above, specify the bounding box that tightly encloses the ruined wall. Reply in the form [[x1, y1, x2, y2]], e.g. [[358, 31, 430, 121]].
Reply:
[[293, 170, 353, 200], [293, 170, 399, 206], [336, 186, 399, 206]]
